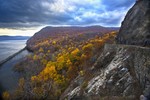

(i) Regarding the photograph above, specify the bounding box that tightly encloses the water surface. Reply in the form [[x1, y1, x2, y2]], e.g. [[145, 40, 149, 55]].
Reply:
[[0, 50, 30, 94], [0, 40, 26, 62], [0, 39, 30, 95]]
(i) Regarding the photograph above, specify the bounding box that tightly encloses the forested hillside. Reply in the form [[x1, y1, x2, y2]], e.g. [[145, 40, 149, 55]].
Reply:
[[2, 26, 118, 99]]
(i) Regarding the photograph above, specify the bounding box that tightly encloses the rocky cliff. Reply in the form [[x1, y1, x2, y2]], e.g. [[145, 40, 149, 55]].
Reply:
[[61, 44, 150, 100], [61, 0, 150, 100], [117, 0, 150, 46]]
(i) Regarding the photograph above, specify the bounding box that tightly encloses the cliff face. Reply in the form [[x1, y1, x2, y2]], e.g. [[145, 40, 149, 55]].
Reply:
[[61, 44, 150, 99], [117, 0, 150, 46]]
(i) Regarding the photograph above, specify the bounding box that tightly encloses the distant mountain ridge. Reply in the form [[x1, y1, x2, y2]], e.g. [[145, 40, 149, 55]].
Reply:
[[0, 36, 30, 41], [27, 26, 119, 51]]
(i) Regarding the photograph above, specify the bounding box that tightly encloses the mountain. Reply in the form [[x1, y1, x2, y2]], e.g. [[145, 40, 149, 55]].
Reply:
[[0, 36, 30, 41], [26, 26, 118, 51]]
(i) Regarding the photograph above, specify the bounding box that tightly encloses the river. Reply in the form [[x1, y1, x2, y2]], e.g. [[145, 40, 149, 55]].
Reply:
[[0, 40, 27, 62], [0, 40, 30, 96]]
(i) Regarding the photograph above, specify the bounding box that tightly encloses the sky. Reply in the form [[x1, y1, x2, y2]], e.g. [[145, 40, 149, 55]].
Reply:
[[0, 0, 135, 36]]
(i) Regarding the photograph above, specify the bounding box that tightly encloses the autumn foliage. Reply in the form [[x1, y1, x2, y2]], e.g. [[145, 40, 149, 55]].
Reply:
[[7, 31, 117, 99]]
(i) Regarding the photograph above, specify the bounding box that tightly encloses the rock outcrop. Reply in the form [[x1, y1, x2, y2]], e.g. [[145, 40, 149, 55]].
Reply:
[[117, 0, 150, 46], [61, 44, 150, 100]]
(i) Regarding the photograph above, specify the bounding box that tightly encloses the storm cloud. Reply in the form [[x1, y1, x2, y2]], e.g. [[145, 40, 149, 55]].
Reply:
[[0, 0, 135, 28]]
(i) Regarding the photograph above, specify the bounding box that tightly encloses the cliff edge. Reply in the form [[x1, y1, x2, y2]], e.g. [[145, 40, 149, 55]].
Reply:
[[117, 0, 150, 46], [61, 44, 150, 99]]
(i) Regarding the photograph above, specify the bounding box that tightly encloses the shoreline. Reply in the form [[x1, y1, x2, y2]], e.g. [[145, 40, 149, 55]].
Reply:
[[0, 46, 27, 66]]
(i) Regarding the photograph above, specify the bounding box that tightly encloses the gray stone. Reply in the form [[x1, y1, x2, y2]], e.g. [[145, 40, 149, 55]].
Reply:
[[117, 0, 150, 46]]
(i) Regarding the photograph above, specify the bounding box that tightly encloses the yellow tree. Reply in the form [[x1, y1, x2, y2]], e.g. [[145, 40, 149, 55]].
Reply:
[[2, 91, 10, 100], [82, 43, 93, 59], [39, 47, 44, 52]]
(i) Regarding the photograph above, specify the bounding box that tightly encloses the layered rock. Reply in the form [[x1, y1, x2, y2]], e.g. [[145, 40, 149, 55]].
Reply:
[[117, 0, 150, 46], [61, 44, 150, 99]]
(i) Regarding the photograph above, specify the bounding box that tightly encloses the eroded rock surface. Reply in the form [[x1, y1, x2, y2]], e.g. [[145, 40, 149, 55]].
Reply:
[[117, 0, 150, 46], [61, 44, 150, 100]]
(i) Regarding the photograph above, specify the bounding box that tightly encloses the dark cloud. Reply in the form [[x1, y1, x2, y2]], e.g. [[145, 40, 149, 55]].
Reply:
[[0, 0, 136, 28], [0, 0, 72, 28]]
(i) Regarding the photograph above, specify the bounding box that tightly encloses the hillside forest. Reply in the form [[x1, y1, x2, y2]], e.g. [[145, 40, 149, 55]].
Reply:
[[2, 30, 117, 99]]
